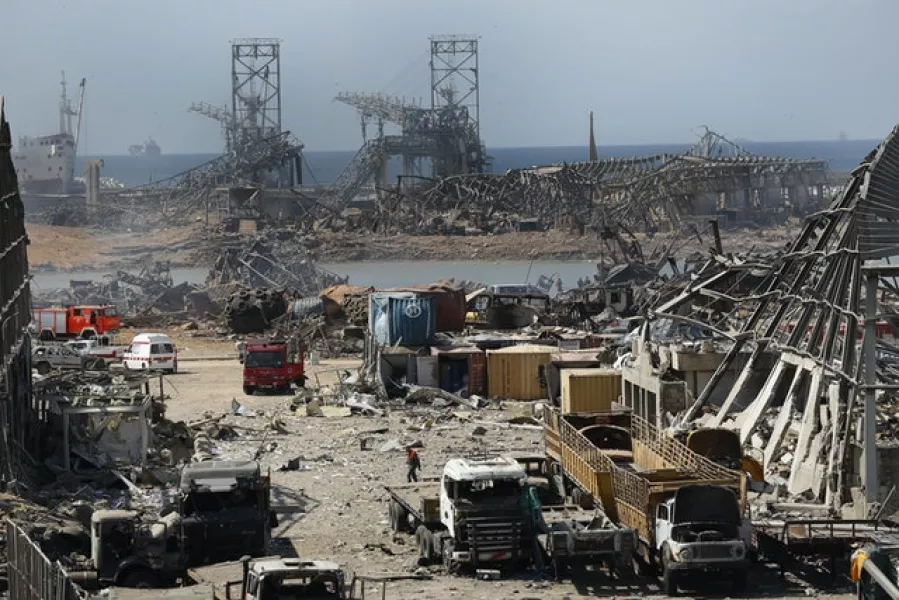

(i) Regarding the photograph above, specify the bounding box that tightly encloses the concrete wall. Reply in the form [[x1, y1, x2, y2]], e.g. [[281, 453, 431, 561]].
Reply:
[[622, 339, 776, 425]]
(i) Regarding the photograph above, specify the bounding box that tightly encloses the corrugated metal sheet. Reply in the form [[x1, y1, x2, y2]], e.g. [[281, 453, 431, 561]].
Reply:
[[369, 293, 436, 346], [487, 345, 553, 400], [290, 297, 324, 319], [560, 368, 622, 414]]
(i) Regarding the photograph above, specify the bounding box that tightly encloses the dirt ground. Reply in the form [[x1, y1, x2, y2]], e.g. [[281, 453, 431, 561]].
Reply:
[[26, 223, 203, 270], [26, 222, 800, 272], [159, 336, 854, 600]]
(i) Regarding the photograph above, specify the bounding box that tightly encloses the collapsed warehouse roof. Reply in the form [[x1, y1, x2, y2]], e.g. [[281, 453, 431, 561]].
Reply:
[[421, 129, 829, 234], [637, 125, 899, 513]]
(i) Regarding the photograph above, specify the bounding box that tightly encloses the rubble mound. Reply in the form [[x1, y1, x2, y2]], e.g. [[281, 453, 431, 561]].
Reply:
[[225, 288, 288, 334]]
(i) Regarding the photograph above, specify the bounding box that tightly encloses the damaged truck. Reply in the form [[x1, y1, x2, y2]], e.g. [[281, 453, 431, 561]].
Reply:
[[386, 454, 535, 574], [385, 453, 635, 578], [543, 405, 750, 595], [70, 460, 276, 588]]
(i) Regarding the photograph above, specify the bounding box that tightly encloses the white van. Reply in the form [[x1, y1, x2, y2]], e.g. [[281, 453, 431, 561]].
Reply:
[[123, 333, 178, 373]]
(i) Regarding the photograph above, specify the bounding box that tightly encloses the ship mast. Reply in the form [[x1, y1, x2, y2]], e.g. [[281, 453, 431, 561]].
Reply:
[[58, 71, 80, 136], [59, 71, 68, 135]]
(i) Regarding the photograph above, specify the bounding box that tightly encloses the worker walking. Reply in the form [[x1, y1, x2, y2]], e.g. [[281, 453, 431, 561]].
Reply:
[[406, 447, 421, 482]]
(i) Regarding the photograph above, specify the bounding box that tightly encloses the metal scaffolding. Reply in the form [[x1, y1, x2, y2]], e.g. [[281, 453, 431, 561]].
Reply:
[[231, 38, 282, 146], [430, 35, 480, 142]]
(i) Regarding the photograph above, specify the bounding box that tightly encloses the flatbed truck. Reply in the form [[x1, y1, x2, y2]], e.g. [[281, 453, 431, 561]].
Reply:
[[385, 455, 533, 574], [544, 406, 750, 595], [385, 453, 636, 578]]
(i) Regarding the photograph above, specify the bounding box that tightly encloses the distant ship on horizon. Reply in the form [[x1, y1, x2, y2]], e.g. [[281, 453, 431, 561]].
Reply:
[[128, 138, 162, 158], [12, 72, 86, 195]]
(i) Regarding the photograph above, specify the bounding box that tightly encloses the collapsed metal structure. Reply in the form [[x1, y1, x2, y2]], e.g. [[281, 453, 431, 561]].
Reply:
[[0, 98, 39, 483], [644, 126, 899, 511], [190, 38, 301, 188], [323, 35, 489, 212], [422, 129, 829, 232], [99, 132, 303, 228]]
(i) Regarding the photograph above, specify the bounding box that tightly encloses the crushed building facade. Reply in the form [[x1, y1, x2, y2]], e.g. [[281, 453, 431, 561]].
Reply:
[[623, 126, 899, 515], [0, 97, 39, 484]]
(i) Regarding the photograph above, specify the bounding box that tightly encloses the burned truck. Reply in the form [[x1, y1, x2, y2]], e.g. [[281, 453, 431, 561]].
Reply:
[[71, 460, 275, 588], [180, 460, 276, 566]]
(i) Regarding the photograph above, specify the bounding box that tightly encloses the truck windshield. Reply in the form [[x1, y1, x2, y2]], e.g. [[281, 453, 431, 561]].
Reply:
[[458, 478, 521, 501], [262, 576, 340, 598], [245, 351, 283, 368]]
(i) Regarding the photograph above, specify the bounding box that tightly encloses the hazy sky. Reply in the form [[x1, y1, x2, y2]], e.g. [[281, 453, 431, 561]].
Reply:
[[3, 0, 898, 155]]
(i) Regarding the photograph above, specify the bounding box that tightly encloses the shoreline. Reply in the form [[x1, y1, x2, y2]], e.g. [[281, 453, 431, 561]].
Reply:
[[26, 224, 798, 275]]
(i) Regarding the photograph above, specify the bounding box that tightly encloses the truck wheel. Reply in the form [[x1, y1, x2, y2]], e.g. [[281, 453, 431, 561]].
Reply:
[[120, 568, 160, 589], [661, 556, 679, 596], [416, 526, 433, 563], [36, 362, 51, 375], [615, 556, 638, 580], [389, 499, 408, 533], [295, 375, 307, 388], [732, 568, 748, 593], [243, 386, 256, 396], [431, 533, 444, 561], [442, 539, 458, 574]]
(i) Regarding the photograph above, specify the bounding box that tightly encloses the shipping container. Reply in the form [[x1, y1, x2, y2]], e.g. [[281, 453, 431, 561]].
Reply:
[[486, 344, 554, 400], [560, 368, 622, 414], [384, 284, 466, 332], [369, 293, 436, 346]]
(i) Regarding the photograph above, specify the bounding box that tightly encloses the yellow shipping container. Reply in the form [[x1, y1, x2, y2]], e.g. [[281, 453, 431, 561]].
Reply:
[[560, 368, 622, 414], [487, 344, 553, 400]]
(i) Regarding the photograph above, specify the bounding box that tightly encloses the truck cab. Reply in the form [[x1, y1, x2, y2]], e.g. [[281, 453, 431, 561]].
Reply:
[[180, 460, 276, 566], [655, 485, 749, 593], [227, 556, 346, 599], [438, 455, 532, 570], [242, 338, 305, 395], [87, 508, 185, 588]]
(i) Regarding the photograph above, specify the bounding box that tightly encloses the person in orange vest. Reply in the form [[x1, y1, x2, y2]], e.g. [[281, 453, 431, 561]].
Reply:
[[406, 447, 421, 482]]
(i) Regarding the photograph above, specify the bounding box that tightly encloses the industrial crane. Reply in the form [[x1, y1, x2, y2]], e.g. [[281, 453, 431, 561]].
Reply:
[[189, 101, 239, 153]]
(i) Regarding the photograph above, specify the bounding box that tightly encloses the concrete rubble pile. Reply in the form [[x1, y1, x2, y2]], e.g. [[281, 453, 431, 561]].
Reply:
[[32, 261, 220, 325], [203, 232, 346, 299], [624, 126, 899, 519]]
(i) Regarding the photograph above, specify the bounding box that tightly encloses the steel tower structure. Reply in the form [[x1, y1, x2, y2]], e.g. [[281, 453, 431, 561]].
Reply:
[[231, 38, 282, 147], [430, 35, 480, 141]]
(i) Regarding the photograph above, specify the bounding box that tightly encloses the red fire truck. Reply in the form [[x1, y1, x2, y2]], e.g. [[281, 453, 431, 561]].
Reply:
[[242, 338, 306, 395], [32, 305, 121, 340]]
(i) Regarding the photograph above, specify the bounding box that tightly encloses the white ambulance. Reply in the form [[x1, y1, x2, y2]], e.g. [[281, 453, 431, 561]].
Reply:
[[123, 333, 178, 373]]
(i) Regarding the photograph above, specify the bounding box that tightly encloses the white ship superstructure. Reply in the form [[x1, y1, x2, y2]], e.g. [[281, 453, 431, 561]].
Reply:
[[13, 72, 85, 195]]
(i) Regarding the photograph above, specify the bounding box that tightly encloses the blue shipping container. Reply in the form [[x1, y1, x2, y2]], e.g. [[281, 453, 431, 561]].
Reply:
[[369, 293, 436, 346]]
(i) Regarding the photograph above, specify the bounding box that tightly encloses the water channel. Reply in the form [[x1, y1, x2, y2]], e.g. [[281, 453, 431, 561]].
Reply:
[[31, 260, 603, 294]]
